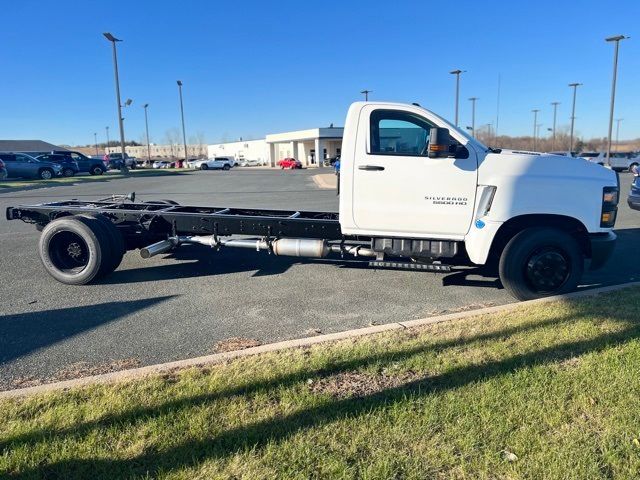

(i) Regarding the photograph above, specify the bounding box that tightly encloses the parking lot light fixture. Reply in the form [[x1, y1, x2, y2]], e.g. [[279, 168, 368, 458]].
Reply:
[[449, 69, 465, 126], [468, 97, 478, 136], [143, 104, 151, 164], [615, 118, 623, 150], [550, 102, 560, 151], [177, 80, 188, 167], [605, 35, 629, 167], [93, 132, 98, 156], [360, 89, 372, 101], [568, 83, 582, 153], [105, 126, 110, 152], [531, 109, 540, 151], [103, 32, 128, 174]]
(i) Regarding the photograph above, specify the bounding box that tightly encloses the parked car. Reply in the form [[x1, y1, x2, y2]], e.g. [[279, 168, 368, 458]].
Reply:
[[35, 153, 79, 177], [628, 175, 640, 211], [188, 157, 232, 170], [105, 153, 137, 169], [579, 152, 605, 165], [49, 151, 107, 175], [0, 152, 63, 179], [152, 160, 174, 169], [239, 159, 264, 167], [0, 158, 6, 180], [278, 157, 302, 169]]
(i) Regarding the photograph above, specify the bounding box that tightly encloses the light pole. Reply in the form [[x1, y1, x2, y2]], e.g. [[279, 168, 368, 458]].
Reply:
[[176, 81, 188, 167], [615, 118, 623, 150], [568, 82, 582, 153], [551, 102, 560, 151], [468, 97, 478, 136], [450, 69, 464, 126], [532, 109, 540, 151], [143, 103, 151, 165], [93, 132, 98, 156], [360, 90, 372, 101], [105, 126, 110, 153], [103, 32, 129, 173], [605, 35, 629, 167]]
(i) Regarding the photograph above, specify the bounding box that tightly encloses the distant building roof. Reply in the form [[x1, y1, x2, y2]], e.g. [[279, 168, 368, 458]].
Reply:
[[0, 140, 68, 153]]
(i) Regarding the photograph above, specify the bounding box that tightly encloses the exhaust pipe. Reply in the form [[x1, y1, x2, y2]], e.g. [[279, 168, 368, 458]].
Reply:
[[140, 239, 177, 258], [140, 235, 377, 260]]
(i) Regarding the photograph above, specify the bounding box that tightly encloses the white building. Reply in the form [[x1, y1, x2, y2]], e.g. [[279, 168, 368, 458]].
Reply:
[[208, 127, 344, 167]]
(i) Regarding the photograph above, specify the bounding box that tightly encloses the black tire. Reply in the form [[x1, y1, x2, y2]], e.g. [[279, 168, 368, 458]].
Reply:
[[499, 227, 584, 301], [629, 163, 638, 173], [39, 168, 54, 180], [223, 164, 230, 171], [79, 214, 125, 274], [62, 168, 75, 177], [38, 216, 110, 284], [200, 164, 208, 170], [90, 165, 104, 175]]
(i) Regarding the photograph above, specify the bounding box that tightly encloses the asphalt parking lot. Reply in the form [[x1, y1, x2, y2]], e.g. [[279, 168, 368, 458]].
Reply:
[[1, 169, 638, 390]]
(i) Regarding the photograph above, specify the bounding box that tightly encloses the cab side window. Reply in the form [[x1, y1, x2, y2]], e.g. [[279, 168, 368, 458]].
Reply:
[[370, 110, 435, 156]]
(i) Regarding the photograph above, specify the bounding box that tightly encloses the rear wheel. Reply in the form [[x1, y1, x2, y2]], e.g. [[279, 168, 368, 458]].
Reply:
[[79, 214, 125, 274], [223, 164, 230, 171], [90, 165, 104, 175], [498, 227, 584, 301], [39, 168, 54, 180], [38, 216, 111, 284]]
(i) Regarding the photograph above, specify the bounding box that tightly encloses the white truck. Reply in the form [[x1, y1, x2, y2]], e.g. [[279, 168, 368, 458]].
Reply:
[[6, 101, 619, 301]]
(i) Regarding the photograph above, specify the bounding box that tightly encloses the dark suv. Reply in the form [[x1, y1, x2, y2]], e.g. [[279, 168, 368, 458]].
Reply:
[[51, 151, 106, 175], [0, 153, 63, 179], [36, 153, 79, 177]]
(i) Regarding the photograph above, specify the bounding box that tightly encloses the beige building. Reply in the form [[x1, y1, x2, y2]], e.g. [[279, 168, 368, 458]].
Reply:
[[106, 144, 207, 160]]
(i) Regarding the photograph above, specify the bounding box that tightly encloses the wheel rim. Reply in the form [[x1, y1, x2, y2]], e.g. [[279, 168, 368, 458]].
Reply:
[[524, 247, 570, 293], [41, 170, 52, 179], [64, 169, 73, 177], [49, 231, 90, 274]]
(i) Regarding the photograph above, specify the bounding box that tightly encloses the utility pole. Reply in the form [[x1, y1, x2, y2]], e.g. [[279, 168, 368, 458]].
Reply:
[[605, 35, 628, 167], [105, 126, 110, 153], [103, 32, 129, 173], [177, 80, 188, 167], [449, 69, 464, 126], [532, 109, 540, 151], [93, 132, 98, 156], [143, 103, 151, 165], [551, 102, 560, 151], [360, 89, 372, 101], [615, 118, 623, 150], [568, 82, 582, 153], [468, 97, 478, 136]]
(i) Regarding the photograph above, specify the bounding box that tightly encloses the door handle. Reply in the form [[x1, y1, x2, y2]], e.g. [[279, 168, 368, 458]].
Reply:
[[358, 165, 385, 171]]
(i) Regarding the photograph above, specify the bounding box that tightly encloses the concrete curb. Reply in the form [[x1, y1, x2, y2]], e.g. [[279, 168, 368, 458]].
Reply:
[[312, 173, 337, 190], [1, 281, 638, 400]]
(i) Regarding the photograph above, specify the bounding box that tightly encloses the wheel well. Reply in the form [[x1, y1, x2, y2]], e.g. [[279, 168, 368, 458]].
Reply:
[[487, 214, 591, 264]]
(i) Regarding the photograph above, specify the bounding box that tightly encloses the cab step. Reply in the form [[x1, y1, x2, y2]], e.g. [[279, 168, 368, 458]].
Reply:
[[368, 261, 452, 272]]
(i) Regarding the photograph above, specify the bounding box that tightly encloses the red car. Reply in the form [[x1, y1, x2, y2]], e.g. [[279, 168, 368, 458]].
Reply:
[[278, 158, 302, 169]]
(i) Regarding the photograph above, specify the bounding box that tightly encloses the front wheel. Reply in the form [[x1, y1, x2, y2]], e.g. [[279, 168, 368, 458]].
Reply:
[[200, 164, 209, 170], [498, 228, 584, 301], [629, 163, 638, 173], [90, 165, 104, 175], [223, 164, 230, 171], [39, 168, 54, 180], [62, 168, 75, 177]]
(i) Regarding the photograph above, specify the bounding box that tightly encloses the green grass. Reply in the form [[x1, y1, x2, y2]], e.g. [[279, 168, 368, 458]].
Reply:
[[2, 288, 640, 479], [0, 168, 188, 189]]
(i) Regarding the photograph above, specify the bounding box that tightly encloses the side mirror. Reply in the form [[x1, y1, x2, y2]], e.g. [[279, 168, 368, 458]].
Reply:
[[428, 127, 451, 158]]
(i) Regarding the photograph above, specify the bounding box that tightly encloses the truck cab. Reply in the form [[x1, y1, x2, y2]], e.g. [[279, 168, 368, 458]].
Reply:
[[339, 102, 619, 299]]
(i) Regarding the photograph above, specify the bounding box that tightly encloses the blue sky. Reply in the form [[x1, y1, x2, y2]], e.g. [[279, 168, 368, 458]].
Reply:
[[1, 0, 638, 146]]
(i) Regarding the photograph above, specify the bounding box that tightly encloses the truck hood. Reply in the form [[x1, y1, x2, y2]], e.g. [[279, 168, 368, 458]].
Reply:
[[479, 149, 618, 186]]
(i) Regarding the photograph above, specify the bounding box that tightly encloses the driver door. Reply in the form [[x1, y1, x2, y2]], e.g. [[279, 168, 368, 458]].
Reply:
[[352, 105, 478, 237]]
